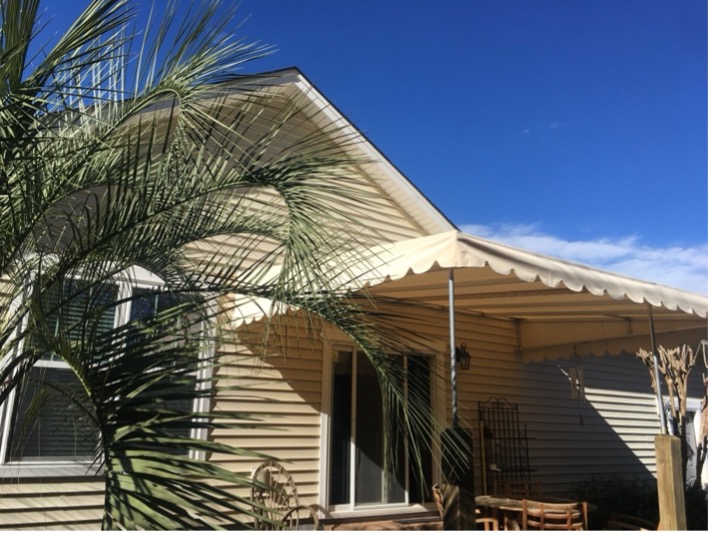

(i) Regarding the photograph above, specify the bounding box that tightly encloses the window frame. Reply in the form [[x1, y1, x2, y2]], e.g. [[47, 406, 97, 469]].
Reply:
[[0, 266, 211, 478]]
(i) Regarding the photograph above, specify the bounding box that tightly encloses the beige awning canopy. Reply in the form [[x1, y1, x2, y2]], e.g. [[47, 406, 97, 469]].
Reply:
[[353, 231, 708, 361]]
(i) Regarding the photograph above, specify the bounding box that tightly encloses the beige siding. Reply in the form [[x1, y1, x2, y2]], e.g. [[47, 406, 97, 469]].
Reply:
[[464, 351, 706, 495], [521, 355, 661, 493], [232, 302, 702, 502], [1, 277, 106, 529], [206, 305, 524, 516], [367, 302, 706, 497], [0, 479, 104, 530], [208, 317, 326, 511]]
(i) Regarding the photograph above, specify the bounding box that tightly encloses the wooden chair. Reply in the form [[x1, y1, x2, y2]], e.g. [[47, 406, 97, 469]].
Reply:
[[605, 513, 657, 530], [432, 484, 445, 518], [476, 516, 500, 531], [521, 499, 587, 530], [495, 479, 543, 498], [251, 460, 320, 530], [432, 484, 499, 530]]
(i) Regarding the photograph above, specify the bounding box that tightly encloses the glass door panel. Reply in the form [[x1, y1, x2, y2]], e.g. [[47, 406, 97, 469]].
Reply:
[[355, 352, 385, 504], [329, 350, 352, 505], [328, 349, 430, 508]]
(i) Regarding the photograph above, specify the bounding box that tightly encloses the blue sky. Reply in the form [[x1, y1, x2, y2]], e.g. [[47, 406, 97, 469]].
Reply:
[[45, 1, 708, 294]]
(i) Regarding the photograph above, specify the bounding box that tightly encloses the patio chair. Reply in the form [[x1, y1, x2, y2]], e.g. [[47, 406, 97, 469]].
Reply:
[[432, 484, 499, 530], [476, 516, 500, 530], [521, 499, 588, 530], [495, 479, 542, 498], [432, 484, 445, 517], [251, 460, 320, 530]]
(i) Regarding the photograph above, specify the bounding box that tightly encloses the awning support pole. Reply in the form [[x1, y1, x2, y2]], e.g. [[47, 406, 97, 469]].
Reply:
[[648, 305, 668, 434], [449, 269, 458, 429]]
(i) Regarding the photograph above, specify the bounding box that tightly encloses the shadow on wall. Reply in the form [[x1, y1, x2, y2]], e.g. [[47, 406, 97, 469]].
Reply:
[[516, 350, 706, 496], [514, 353, 679, 494]]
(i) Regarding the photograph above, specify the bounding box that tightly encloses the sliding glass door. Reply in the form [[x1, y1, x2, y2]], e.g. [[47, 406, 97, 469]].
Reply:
[[328, 349, 432, 509]]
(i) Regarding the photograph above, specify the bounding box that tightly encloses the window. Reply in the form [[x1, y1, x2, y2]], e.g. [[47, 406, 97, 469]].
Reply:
[[327, 348, 433, 510], [0, 270, 202, 477]]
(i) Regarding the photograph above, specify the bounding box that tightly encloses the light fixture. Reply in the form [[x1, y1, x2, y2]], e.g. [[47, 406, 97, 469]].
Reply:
[[455, 343, 471, 371]]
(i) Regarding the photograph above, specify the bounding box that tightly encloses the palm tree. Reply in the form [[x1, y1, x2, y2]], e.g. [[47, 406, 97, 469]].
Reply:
[[0, 0, 401, 529]]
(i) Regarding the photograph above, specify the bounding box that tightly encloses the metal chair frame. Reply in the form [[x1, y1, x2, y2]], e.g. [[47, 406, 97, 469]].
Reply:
[[251, 460, 320, 530]]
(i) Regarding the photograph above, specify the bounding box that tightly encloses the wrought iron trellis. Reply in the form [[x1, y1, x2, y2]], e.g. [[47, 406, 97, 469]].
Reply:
[[477, 397, 533, 494]]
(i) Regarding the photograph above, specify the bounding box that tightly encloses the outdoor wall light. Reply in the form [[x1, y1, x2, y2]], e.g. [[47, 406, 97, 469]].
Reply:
[[455, 343, 471, 371]]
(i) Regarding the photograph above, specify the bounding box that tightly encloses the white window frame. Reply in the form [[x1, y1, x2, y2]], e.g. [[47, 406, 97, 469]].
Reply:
[[318, 339, 443, 518], [0, 266, 211, 478]]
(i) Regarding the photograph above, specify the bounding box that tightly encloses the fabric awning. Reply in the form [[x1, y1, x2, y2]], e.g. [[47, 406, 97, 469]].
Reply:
[[232, 230, 706, 361], [353, 231, 707, 361]]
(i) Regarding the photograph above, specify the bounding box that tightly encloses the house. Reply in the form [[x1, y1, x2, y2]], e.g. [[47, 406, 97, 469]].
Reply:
[[0, 68, 706, 529]]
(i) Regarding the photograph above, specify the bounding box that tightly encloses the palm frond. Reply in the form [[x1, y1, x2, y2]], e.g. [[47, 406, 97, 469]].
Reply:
[[0, 1, 452, 529]]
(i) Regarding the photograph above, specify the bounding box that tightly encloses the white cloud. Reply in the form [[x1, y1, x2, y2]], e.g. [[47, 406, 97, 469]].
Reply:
[[460, 223, 708, 295], [521, 121, 564, 134]]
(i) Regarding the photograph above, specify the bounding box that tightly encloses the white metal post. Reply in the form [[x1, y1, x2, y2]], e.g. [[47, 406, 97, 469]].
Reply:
[[647, 305, 668, 434], [449, 269, 458, 429]]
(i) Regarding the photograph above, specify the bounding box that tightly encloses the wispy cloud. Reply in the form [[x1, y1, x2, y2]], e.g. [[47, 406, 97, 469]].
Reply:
[[460, 223, 708, 295], [521, 121, 564, 134]]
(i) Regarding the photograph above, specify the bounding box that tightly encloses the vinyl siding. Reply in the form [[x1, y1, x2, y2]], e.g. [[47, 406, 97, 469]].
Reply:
[[0, 479, 104, 530], [360, 302, 706, 497], [203, 316, 327, 523], [480, 352, 705, 495], [223, 304, 706, 503]]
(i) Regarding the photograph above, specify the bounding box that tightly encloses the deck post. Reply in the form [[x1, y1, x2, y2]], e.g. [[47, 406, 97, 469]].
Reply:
[[655, 434, 686, 530]]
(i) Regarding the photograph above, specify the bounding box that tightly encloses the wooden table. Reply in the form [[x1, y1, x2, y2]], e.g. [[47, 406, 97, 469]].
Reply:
[[476, 494, 528, 512]]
